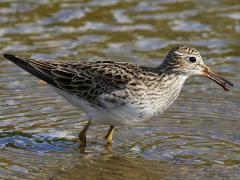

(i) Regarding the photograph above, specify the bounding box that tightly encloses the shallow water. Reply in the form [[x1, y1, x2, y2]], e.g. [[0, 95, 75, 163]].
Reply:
[[0, 0, 239, 179]]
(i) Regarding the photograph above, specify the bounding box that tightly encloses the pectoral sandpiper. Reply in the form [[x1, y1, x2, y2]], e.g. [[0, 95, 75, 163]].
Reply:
[[3, 45, 233, 147]]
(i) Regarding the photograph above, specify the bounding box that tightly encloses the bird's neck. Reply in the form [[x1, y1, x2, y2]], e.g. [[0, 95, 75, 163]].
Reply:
[[141, 62, 189, 91], [142, 70, 188, 116], [155, 65, 188, 99], [157, 72, 188, 91], [141, 65, 189, 89]]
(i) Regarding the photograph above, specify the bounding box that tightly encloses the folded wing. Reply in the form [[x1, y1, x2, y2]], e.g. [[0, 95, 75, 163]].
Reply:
[[3, 54, 137, 101]]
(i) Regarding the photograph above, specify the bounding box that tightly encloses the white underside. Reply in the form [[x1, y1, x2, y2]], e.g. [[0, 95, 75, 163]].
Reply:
[[54, 88, 143, 126], [53, 75, 187, 126]]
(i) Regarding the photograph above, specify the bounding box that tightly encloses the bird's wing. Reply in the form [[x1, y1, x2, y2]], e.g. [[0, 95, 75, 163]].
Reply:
[[3, 54, 61, 86], [3, 54, 140, 101]]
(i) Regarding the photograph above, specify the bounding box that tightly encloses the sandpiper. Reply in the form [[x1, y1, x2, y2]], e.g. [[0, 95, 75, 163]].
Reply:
[[3, 45, 233, 147]]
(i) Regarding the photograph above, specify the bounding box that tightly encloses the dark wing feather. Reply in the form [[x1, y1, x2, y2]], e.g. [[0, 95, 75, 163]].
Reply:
[[3, 54, 59, 87], [52, 61, 136, 99], [3, 54, 140, 100]]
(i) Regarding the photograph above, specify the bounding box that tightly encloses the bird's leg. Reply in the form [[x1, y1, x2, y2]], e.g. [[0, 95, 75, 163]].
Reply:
[[79, 121, 91, 147], [105, 125, 114, 145]]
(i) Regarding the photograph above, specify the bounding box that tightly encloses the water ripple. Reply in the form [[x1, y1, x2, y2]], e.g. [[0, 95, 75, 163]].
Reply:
[[0, 0, 239, 179]]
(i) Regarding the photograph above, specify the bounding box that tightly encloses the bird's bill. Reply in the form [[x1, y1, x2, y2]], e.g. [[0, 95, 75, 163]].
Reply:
[[202, 68, 233, 91]]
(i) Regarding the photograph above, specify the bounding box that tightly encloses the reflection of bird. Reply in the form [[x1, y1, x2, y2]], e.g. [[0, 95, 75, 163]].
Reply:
[[3, 45, 233, 147]]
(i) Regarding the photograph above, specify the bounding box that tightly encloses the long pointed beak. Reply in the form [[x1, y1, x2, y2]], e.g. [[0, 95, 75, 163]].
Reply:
[[202, 68, 233, 91]]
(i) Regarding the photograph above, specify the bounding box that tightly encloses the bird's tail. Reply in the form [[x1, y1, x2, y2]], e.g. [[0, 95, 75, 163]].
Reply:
[[2, 53, 57, 87]]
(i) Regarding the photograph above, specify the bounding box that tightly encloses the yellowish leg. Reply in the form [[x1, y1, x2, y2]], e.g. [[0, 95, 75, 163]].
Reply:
[[105, 125, 114, 145], [79, 121, 91, 147]]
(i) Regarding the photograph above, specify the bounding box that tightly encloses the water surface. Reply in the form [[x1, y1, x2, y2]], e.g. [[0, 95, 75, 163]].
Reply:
[[0, 0, 239, 179]]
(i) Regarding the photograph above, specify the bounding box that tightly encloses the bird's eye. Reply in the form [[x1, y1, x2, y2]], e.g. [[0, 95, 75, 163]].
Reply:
[[189, 57, 196, 63]]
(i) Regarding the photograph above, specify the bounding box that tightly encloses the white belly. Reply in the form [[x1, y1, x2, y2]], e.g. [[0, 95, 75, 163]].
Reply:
[[53, 80, 182, 126], [54, 88, 145, 126]]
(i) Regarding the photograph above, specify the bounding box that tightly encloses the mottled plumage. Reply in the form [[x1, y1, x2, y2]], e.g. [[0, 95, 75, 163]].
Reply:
[[3, 45, 233, 146]]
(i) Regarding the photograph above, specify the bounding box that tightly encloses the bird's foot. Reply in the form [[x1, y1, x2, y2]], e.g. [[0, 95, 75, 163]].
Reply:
[[78, 121, 91, 147], [105, 125, 114, 145]]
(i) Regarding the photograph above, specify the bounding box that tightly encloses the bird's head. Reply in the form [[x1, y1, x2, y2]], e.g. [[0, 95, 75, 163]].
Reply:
[[160, 45, 233, 91]]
